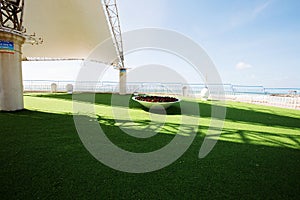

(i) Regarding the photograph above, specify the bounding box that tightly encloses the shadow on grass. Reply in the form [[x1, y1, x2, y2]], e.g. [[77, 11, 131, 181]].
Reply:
[[1, 109, 300, 199], [216, 128, 300, 149], [197, 102, 300, 129], [96, 115, 300, 150], [32, 93, 300, 129]]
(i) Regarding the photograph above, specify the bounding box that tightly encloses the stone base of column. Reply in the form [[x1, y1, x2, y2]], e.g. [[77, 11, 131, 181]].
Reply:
[[0, 31, 25, 111]]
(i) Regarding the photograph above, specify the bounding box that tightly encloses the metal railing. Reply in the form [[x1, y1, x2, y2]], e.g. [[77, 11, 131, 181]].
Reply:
[[23, 80, 300, 110]]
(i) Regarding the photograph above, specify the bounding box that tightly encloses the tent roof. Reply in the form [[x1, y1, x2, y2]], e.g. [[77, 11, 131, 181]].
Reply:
[[22, 0, 118, 63]]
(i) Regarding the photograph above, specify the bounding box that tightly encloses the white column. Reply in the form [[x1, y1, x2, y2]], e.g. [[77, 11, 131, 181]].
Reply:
[[0, 31, 25, 111], [119, 68, 126, 95]]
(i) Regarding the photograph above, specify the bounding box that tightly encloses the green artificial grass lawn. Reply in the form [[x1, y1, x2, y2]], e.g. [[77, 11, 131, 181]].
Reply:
[[1, 93, 300, 199]]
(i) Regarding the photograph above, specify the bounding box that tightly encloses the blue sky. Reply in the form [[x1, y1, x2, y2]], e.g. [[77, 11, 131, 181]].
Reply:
[[23, 0, 300, 87]]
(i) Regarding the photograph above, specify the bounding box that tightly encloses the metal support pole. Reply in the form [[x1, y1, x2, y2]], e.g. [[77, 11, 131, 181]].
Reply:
[[119, 68, 126, 95]]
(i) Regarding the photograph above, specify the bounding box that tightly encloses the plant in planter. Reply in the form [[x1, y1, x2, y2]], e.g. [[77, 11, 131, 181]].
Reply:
[[132, 95, 180, 109]]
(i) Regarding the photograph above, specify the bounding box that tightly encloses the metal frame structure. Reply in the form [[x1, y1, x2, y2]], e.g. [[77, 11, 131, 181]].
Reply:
[[103, 0, 124, 69], [22, 57, 84, 62], [0, 0, 24, 31], [0, 0, 42, 45]]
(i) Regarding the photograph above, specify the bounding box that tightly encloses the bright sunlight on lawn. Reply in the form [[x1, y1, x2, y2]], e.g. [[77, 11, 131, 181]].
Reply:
[[0, 93, 299, 199]]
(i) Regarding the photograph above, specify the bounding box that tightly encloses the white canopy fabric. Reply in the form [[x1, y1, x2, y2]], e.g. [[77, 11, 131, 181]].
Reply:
[[22, 0, 118, 63]]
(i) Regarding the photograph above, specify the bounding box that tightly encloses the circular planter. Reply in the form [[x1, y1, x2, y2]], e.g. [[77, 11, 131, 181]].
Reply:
[[132, 96, 180, 109]]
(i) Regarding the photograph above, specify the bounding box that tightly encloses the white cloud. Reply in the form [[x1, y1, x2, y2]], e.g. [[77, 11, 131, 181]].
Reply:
[[229, 0, 273, 29], [253, 0, 273, 17], [250, 74, 256, 79], [236, 62, 253, 70]]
